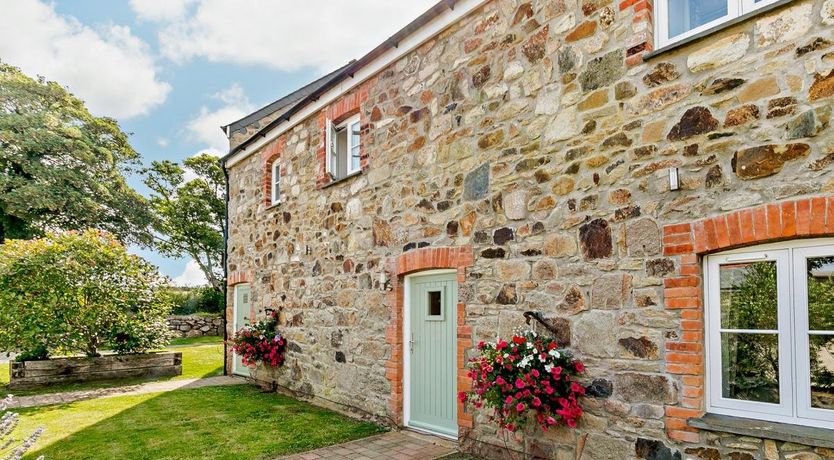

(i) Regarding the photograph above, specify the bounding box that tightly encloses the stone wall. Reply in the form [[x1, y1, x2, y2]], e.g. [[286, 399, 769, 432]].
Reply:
[[10, 353, 182, 389], [225, 0, 834, 458], [167, 315, 224, 338]]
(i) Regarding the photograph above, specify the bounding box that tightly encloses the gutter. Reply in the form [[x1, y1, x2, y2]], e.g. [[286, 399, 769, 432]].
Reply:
[[219, 0, 459, 163], [221, 164, 230, 376]]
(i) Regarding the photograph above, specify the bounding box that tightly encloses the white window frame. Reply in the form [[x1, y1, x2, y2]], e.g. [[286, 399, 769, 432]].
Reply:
[[325, 114, 361, 180], [704, 238, 834, 428], [656, 0, 784, 48], [270, 161, 280, 205]]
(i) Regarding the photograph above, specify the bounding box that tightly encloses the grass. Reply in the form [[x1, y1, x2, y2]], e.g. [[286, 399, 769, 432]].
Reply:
[[1, 336, 225, 397], [8, 384, 384, 460]]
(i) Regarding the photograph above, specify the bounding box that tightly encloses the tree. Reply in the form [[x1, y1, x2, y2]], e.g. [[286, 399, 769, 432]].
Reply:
[[143, 153, 225, 292], [0, 230, 171, 359], [0, 63, 151, 244]]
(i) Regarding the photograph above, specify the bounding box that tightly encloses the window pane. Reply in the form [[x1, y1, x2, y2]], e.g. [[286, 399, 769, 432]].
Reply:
[[350, 121, 360, 147], [720, 261, 778, 330], [668, 0, 728, 38], [428, 291, 442, 316], [350, 146, 360, 171], [721, 332, 780, 403], [807, 256, 834, 331], [810, 334, 834, 410]]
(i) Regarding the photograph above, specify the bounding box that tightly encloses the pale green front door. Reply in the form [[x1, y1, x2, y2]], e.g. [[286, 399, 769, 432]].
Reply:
[[408, 272, 457, 437], [233, 284, 251, 377]]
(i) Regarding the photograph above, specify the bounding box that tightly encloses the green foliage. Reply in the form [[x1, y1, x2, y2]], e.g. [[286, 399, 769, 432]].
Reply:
[[720, 262, 780, 402], [0, 230, 172, 358], [143, 153, 225, 293], [0, 63, 151, 245], [163, 286, 224, 315]]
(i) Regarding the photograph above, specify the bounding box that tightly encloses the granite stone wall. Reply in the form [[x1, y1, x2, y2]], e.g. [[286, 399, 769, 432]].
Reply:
[[225, 0, 834, 457], [167, 315, 224, 338]]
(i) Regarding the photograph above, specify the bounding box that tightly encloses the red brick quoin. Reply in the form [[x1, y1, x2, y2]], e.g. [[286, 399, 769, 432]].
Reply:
[[619, 0, 654, 66], [660, 196, 834, 443], [384, 245, 475, 433]]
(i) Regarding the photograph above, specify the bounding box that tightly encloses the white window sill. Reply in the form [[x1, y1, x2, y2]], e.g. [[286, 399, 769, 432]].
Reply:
[[689, 413, 834, 449], [645, 0, 793, 61], [265, 201, 282, 211]]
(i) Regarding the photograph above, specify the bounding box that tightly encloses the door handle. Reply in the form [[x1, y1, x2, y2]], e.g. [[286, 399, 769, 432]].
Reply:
[[409, 334, 415, 354]]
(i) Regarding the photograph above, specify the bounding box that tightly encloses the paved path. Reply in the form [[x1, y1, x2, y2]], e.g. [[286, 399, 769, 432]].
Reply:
[[6, 375, 244, 409], [276, 431, 458, 460]]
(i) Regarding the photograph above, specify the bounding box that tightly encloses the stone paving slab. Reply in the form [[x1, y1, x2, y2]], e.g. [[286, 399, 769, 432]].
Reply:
[[276, 431, 458, 460], [6, 375, 245, 409]]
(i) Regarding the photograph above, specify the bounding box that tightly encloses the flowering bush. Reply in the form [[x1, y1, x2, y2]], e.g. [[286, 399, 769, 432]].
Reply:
[[228, 311, 287, 368], [460, 330, 585, 432]]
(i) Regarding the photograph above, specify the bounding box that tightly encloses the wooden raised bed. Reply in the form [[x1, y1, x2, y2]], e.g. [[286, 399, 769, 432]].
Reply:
[[8, 352, 182, 389]]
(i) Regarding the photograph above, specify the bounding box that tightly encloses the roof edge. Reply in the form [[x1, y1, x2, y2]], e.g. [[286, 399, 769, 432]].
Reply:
[[221, 0, 460, 164]]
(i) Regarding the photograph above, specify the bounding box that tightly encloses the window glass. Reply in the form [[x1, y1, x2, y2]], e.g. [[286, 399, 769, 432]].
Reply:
[[428, 290, 442, 317], [719, 261, 778, 330], [806, 256, 834, 410], [721, 332, 780, 403], [718, 261, 780, 403], [272, 163, 280, 203], [349, 120, 361, 172], [667, 0, 728, 38]]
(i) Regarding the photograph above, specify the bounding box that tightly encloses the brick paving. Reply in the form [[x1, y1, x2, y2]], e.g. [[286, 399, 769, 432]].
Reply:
[[276, 431, 457, 460]]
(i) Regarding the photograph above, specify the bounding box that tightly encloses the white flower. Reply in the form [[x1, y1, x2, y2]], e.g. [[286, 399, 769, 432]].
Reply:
[[548, 349, 561, 358], [526, 342, 533, 349], [544, 364, 554, 373]]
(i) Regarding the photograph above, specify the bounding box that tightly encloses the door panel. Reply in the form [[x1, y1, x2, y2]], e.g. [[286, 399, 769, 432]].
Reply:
[[408, 273, 457, 437], [233, 285, 251, 377]]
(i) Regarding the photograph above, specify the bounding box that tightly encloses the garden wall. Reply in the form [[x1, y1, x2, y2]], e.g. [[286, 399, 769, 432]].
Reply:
[[167, 315, 224, 338], [9, 352, 182, 389]]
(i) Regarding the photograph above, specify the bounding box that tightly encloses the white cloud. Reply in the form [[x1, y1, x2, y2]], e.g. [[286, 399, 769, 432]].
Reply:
[[185, 83, 253, 153], [129, 0, 195, 22], [0, 0, 171, 119], [156, 0, 438, 72], [172, 260, 208, 287], [157, 137, 169, 148]]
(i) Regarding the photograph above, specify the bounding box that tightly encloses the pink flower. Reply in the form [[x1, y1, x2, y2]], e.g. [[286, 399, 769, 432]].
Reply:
[[495, 376, 505, 385], [515, 378, 525, 389], [505, 396, 514, 404], [516, 403, 525, 412], [532, 397, 542, 407], [574, 361, 585, 372]]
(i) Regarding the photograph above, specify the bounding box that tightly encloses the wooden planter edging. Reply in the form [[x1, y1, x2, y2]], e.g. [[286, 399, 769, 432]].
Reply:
[[8, 352, 182, 389]]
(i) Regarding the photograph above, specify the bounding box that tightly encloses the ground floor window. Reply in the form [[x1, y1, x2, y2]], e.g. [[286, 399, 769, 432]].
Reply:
[[705, 239, 834, 427]]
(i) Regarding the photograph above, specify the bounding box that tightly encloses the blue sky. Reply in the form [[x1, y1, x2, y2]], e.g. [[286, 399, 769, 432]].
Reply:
[[1, 0, 436, 284]]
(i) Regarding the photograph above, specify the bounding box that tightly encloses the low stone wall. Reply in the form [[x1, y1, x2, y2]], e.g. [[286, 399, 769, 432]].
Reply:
[[167, 315, 224, 338], [9, 352, 182, 389]]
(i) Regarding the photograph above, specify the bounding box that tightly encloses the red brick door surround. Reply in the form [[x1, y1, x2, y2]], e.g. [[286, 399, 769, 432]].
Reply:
[[660, 196, 834, 443], [384, 245, 475, 435]]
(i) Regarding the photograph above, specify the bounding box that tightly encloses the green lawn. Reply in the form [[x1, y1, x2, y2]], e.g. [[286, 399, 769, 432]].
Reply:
[[1, 336, 225, 397], [9, 385, 384, 460]]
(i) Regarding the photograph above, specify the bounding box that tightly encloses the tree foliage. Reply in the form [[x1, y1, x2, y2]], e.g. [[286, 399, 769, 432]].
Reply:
[[0, 230, 171, 358], [143, 153, 225, 292], [0, 63, 151, 244]]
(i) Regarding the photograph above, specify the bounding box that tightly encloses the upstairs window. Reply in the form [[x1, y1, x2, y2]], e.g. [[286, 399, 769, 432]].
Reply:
[[705, 240, 834, 428], [270, 162, 280, 205], [326, 114, 361, 181], [657, 0, 782, 48]]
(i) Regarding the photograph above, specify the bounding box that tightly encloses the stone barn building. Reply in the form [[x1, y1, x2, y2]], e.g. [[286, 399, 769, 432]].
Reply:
[[221, 0, 834, 457]]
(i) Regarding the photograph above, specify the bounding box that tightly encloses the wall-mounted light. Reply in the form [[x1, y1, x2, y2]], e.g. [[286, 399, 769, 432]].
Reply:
[[669, 167, 680, 191]]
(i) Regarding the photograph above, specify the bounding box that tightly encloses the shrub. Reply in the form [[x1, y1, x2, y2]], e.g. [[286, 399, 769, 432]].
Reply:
[[0, 230, 172, 359], [164, 286, 224, 315], [460, 330, 585, 432]]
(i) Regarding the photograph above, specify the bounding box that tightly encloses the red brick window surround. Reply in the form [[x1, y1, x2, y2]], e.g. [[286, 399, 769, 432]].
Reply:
[[660, 196, 834, 443], [384, 246, 475, 432], [315, 81, 373, 188], [261, 136, 286, 207]]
